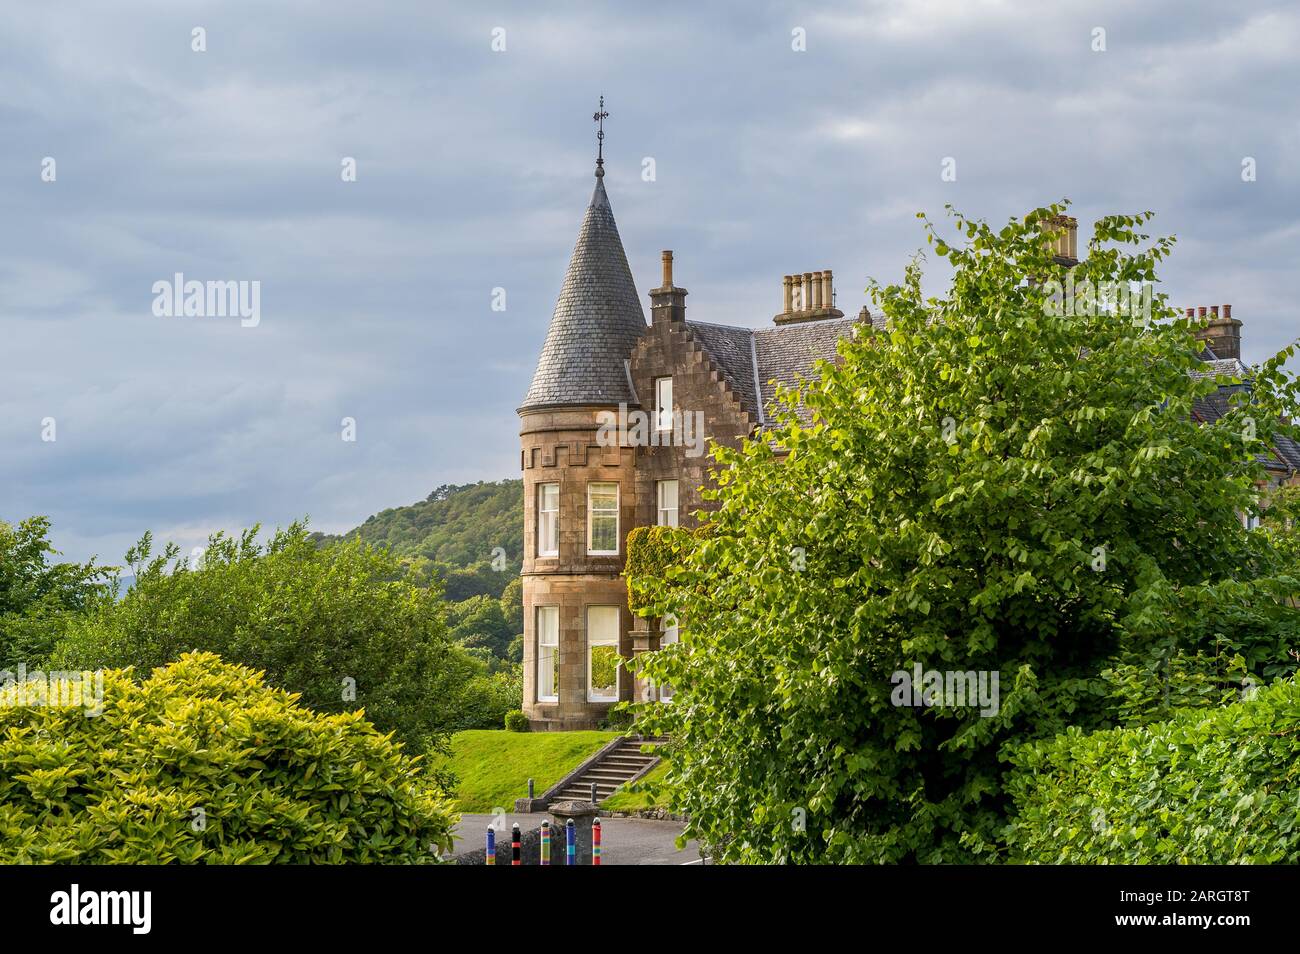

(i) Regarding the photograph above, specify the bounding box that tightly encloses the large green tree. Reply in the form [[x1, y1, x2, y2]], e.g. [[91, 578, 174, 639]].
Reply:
[[0, 516, 112, 667], [631, 206, 1299, 863], [50, 523, 477, 755]]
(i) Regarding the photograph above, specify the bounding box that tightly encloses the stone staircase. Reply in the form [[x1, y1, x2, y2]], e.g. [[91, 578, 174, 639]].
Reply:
[[550, 736, 663, 804]]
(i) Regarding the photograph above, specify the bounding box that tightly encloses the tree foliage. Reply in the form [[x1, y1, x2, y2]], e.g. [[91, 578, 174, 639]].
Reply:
[[50, 523, 476, 755], [0, 517, 113, 667], [631, 205, 1300, 863]]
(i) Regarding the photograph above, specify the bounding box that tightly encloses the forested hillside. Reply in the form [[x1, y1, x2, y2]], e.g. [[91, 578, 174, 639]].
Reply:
[[319, 480, 527, 686], [343, 481, 523, 569]]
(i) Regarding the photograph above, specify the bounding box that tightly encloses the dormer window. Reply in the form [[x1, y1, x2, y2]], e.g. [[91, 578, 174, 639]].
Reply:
[[655, 377, 673, 432]]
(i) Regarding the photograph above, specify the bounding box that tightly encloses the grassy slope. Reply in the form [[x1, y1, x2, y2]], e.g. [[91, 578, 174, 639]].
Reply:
[[437, 729, 616, 812]]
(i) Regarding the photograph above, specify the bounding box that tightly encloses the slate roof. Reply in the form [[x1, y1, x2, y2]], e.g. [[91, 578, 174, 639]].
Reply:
[[520, 175, 647, 410], [683, 316, 865, 424], [1189, 372, 1299, 477], [753, 318, 864, 417]]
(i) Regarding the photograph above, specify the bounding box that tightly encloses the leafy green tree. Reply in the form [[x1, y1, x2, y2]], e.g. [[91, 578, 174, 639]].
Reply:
[[0, 516, 112, 667], [499, 575, 523, 634], [446, 594, 514, 657], [0, 652, 456, 863], [631, 205, 1299, 863], [50, 523, 477, 755]]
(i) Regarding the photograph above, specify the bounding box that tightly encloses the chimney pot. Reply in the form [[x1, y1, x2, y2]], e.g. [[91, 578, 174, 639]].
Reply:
[[1198, 306, 1208, 318], [782, 275, 793, 314], [1210, 305, 1219, 318], [661, 250, 674, 288], [1223, 303, 1232, 319]]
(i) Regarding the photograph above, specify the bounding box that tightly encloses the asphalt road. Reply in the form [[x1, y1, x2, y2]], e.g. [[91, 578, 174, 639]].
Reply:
[[454, 813, 703, 865]]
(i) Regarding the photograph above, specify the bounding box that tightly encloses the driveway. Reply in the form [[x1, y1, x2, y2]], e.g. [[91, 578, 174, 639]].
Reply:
[[454, 813, 703, 865]]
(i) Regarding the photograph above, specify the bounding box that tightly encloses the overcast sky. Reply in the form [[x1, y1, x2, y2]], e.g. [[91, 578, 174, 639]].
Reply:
[[2, 0, 1297, 566]]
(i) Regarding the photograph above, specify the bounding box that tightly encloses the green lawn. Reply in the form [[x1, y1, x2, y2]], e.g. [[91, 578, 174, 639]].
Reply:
[[435, 730, 617, 812], [604, 759, 672, 812]]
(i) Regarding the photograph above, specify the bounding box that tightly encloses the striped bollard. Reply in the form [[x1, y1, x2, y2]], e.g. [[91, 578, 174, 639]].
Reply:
[[511, 823, 521, 866], [566, 818, 576, 866], [592, 818, 602, 866], [486, 826, 496, 866], [540, 820, 551, 865]]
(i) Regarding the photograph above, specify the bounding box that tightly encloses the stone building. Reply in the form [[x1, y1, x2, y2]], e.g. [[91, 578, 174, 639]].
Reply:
[[518, 153, 1300, 731]]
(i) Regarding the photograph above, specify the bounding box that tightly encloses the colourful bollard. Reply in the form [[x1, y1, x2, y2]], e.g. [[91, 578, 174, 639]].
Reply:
[[540, 820, 551, 866], [566, 818, 576, 866], [486, 826, 496, 866], [512, 823, 521, 866], [592, 818, 602, 866]]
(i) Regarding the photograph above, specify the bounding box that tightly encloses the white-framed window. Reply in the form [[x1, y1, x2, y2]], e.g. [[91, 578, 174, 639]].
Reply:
[[1242, 510, 1261, 531], [587, 605, 620, 702], [656, 479, 679, 527], [537, 483, 559, 557], [587, 482, 619, 554], [536, 606, 559, 703], [655, 377, 673, 432], [657, 615, 679, 702]]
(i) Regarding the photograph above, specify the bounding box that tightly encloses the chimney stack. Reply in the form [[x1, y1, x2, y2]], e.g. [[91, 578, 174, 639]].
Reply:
[[649, 249, 688, 325], [1042, 214, 1079, 265], [1189, 302, 1242, 360], [775, 267, 844, 325]]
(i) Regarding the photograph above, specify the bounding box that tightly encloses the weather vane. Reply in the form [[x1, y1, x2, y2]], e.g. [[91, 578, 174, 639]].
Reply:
[[593, 95, 608, 176]]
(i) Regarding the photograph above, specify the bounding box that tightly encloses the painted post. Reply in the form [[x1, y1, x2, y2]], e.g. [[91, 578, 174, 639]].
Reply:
[[566, 818, 576, 866], [590, 781, 598, 803], [540, 820, 551, 865], [486, 826, 496, 866], [511, 823, 521, 866], [592, 818, 602, 866]]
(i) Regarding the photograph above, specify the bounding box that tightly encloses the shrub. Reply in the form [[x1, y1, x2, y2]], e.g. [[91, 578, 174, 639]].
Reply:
[[0, 652, 457, 863], [1003, 678, 1300, 864], [504, 710, 530, 733]]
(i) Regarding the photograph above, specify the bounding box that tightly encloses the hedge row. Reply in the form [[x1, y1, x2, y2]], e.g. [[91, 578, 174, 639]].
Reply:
[[1007, 678, 1300, 864]]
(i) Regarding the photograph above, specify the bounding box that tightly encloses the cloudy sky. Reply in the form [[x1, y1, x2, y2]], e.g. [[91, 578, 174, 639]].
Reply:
[[2, 0, 1297, 566]]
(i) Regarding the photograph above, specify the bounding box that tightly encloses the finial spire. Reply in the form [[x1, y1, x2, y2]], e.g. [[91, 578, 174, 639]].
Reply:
[[593, 95, 608, 178]]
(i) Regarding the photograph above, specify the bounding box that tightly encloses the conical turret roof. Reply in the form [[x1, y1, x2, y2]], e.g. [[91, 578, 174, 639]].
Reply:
[[520, 174, 646, 411]]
